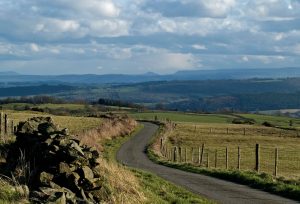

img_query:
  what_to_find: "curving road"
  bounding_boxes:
[117,122,298,204]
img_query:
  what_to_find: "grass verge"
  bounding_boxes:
[103,124,213,204]
[147,123,300,202]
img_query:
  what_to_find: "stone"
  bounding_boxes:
[79,166,94,180]
[40,172,54,186]
[62,128,69,136]
[92,166,101,178]
[9,117,104,203]
[48,192,66,204]
[91,178,102,189]
[50,181,62,189]
[45,138,53,146]
[38,122,58,135]
[39,187,62,196]
[59,139,70,147]
[70,141,85,156]
[59,162,72,176]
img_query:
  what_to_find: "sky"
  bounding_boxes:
[0,0,300,75]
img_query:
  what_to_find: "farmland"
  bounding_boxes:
[1,110,102,135]
[138,112,300,179]
[0,108,209,203]
[129,112,237,123]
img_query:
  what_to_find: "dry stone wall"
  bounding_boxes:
[7,117,104,203]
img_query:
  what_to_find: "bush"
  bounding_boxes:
[232,118,255,125]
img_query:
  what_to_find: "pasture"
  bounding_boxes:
[129,112,236,123]
[140,112,300,179]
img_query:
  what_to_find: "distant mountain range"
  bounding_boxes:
[1,67,300,84]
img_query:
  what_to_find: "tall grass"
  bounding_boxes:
[77,116,147,204]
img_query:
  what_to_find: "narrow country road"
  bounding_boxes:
[117,122,298,204]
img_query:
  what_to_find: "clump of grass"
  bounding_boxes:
[77,116,137,151]
[0,176,29,203]
[96,158,146,203]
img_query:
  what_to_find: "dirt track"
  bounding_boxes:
[117,122,298,204]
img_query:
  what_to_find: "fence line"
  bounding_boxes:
[161,142,300,179]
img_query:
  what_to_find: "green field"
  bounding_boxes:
[129,112,237,123]
[238,113,300,128]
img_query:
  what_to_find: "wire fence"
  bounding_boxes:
[160,127,300,179]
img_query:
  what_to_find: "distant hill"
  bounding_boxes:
[1,67,300,84]
[0,71,19,76]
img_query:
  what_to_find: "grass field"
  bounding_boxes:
[129,112,237,123]
[1,110,102,135]
[145,112,300,201]
[129,111,300,179]
[164,123,300,179]
[238,113,300,128]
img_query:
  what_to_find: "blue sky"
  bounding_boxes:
[0,0,300,75]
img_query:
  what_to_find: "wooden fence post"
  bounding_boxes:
[160,138,163,151]
[4,114,8,135]
[0,112,2,137]
[215,150,218,168]
[173,147,177,162]
[185,147,187,163]
[243,128,246,135]
[207,152,210,168]
[227,128,229,134]
[226,147,229,170]
[275,148,278,177]
[178,147,182,163]
[198,146,201,164]
[237,146,241,170]
[255,144,260,172]
[200,143,205,166]
[11,120,14,134]
[191,147,194,163]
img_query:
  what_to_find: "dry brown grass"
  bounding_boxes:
[77,116,147,204]
[77,116,137,151]
[96,158,146,204]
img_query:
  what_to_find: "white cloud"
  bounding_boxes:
[242,56,249,62]
[30,43,40,52]
[192,44,207,50]
[89,19,129,37]
[292,44,300,55]
[1,0,300,74]
[201,0,236,17]
[36,19,80,33]
[158,19,177,33]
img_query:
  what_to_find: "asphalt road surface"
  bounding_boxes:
[117,122,298,204]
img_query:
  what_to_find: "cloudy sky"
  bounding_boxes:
[0,0,300,75]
